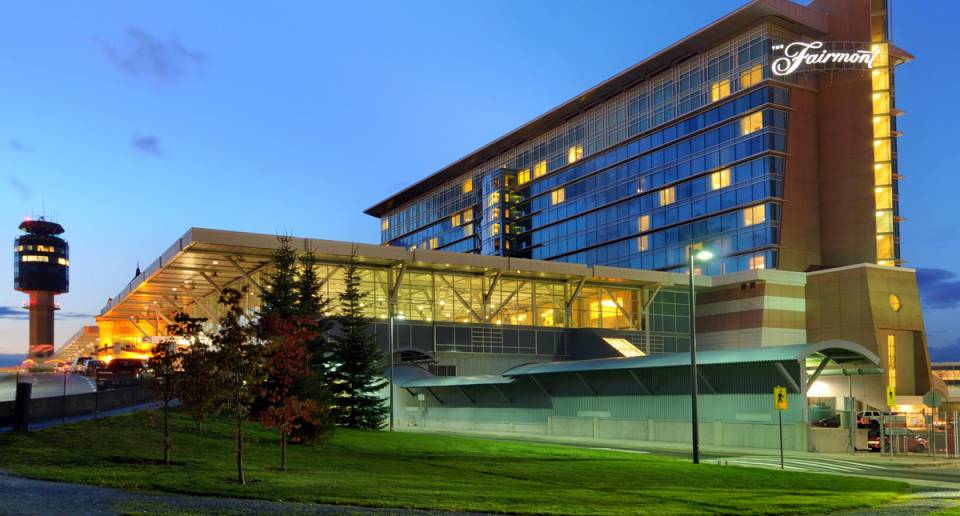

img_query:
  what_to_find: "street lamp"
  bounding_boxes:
[688,248,713,464]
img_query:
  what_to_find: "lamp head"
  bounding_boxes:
[694,250,714,262]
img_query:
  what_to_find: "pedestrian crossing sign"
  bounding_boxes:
[886,385,896,407]
[773,386,788,411]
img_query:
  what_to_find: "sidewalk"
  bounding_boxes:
[399,425,960,469]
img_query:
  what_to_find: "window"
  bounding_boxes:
[638,235,649,251]
[874,139,892,161]
[659,187,675,206]
[491,207,500,220]
[534,160,547,178]
[740,111,763,136]
[748,254,765,270]
[743,204,766,227]
[740,64,762,89]
[463,209,474,223]
[551,188,565,205]
[517,168,531,185]
[873,116,890,138]
[462,178,473,194]
[875,186,893,209]
[567,144,583,164]
[639,215,650,232]
[872,92,890,114]
[710,168,731,190]
[57,257,69,266]
[877,234,894,260]
[487,191,500,208]
[451,213,461,227]
[20,255,49,263]
[874,163,892,185]
[490,223,500,237]
[872,68,890,91]
[463,225,473,237]
[887,334,896,388]
[381,218,389,231]
[710,79,730,102]
[876,210,893,233]
[429,237,439,249]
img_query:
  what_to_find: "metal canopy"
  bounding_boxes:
[397,375,517,389]
[501,341,880,377]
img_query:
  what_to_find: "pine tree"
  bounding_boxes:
[260,235,299,322]
[292,248,335,444]
[213,287,264,485]
[330,261,388,429]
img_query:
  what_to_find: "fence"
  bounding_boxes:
[876,410,959,459]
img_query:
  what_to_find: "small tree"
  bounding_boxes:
[171,312,214,432]
[146,334,178,466]
[258,316,329,470]
[330,261,388,429]
[214,287,264,485]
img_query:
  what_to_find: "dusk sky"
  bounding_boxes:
[1,1,958,358]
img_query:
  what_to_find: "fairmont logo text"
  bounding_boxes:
[771,41,878,76]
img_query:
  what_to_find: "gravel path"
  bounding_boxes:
[0,471,474,515]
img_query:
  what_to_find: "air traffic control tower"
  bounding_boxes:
[14,218,69,359]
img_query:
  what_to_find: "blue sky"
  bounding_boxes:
[1,1,958,358]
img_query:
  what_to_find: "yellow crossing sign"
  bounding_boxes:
[886,385,896,407]
[773,386,788,411]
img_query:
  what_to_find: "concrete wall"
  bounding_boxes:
[0,386,154,427]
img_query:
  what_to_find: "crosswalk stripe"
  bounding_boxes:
[721,456,886,473]
[724,459,806,471]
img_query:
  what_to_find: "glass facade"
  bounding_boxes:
[382,24,799,275]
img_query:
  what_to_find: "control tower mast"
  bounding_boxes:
[14,218,69,359]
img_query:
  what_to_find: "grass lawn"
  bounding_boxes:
[0,411,907,514]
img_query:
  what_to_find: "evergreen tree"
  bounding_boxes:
[260,235,299,322]
[213,287,264,485]
[173,312,215,432]
[330,261,388,429]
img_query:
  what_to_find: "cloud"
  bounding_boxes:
[131,134,162,155]
[930,340,960,362]
[97,28,208,81]
[916,268,960,309]
[0,307,28,320]
[9,177,32,200]
[9,139,31,152]
[60,311,95,319]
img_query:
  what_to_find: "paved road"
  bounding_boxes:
[0,471,476,516]
[0,373,96,402]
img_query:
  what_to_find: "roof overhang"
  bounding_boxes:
[364,0,828,217]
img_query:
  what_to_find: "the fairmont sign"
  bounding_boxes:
[771,41,878,77]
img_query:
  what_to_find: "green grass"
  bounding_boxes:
[0,411,908,514]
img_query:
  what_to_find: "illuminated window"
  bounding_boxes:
[876,210,893,233]
[710,79,731,102]
[462,178,473,194]
[873,116,890,138]
[429,237,439,249]
[872,43,889,67]
[602,337,645,358]
[710,168,731,190]
[872,68,890,91]
[451,213,461,227]
[638,235,649,251]
[740,111,763,136]
[15,245,23,251]
[874,139,892,161]
[463,224,473,237]
[551,188,565,205]
[748,254,766,270]
[57,257,69,266]
[875,186,893,209]
[381,218,389,231]
[463,209,473,223]
[740,64,762,89]
[491,207,500,220]
[659,187,675,206]
[534,160,547,178]
[567,144,583,164]
[887,334,896,388]
[517,168,530,185]
[486,191,500,208]
[20,255,49,263]
[872,92,890,114]
[638,215,650,232]
[877,234,895,260]
[490,223,500,237]
[874,163,893,186]
[743,204,766,227]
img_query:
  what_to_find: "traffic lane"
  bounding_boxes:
[0,373,96,402]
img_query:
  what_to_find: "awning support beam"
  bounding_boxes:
[530,376,550,397]
[457,386,475,405]
[697,369,716,394]
[198,271,223,295]
[806,357,832,391]
[226,256,266,294]
[425,387,443,405]
[627,370,651,395]
[492,384,511,404]
[565,278,586,310]
[438,275,482,322]
[774,362,802,393]
[576,372,597,396]
[602,287,636,330]
[487,281,526,322]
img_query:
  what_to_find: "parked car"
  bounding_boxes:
[867,432,928,453]
[813,414,841,428]
[95,359,145,389]
[84,359,104,376]
[857,410,886,428]
[71,356,93,374]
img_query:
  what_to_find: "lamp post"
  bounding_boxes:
[688,248,713,464]
[388,313,404,432]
